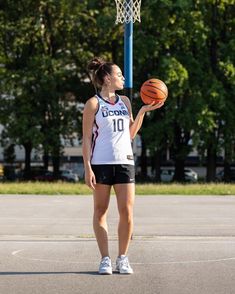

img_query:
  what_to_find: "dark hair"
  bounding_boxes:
[87,57,115,89]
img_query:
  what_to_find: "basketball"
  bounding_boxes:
[140,78,168,105]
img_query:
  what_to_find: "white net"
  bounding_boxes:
[115,0,141,24]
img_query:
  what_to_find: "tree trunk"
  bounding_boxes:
[224,144,232,182]
[173,158,185,182]
[52,152,60,178]
[23,142,32,180]
[172,123,189,182]
[205,1,219,184]
[43,149,49,171]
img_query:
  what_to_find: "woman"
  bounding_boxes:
[82,57,164,275]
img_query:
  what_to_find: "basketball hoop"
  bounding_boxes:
[115,0,141,24]
[115,0,142,102]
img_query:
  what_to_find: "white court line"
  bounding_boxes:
[133,239,235,243]
[0,236,235,244]
[12,250,97,264]
[4,236,235,243]
[11,249,235,265]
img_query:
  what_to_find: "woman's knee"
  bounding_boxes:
[119,205,133,222]
[94,205,108,220]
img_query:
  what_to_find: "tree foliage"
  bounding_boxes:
[133,0,234,181]
[0,0,234,181]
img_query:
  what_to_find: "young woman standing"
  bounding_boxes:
[82,57,164,274]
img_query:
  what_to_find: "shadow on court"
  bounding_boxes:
[0,195,235,294]
[0,271,100,276]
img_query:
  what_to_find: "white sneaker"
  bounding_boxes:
[116,255,133,274]
[99,256,112,275]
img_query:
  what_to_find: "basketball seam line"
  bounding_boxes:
[141,91,165,100]
[142,84,167,94]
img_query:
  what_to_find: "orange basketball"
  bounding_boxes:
[140,78,168,105]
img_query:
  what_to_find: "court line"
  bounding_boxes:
[12,249,235,265]
[3,236,235,243]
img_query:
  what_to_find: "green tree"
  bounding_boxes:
[1,0,234,183]
[133,0,234,182]
[0,1,95,176]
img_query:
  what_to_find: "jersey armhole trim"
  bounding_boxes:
[119,95,131,117]
[94,95,100,115]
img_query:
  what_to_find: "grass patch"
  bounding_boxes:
[0,182,89,195]
[135,183,235,195]
[0,182,234,195]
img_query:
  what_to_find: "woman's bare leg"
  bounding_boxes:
[113,183,135,256]
[93,184,111,258]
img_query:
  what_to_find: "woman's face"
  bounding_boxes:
[108,65,125,90]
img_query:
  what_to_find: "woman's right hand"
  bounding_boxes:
[85,168,96,190]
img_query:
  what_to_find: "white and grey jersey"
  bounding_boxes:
[91,94,134,165]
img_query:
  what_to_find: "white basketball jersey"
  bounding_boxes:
[91,94,134,165]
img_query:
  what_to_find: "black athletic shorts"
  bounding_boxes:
[91,164,135,185]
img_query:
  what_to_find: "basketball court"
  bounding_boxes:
[1,195,235,294]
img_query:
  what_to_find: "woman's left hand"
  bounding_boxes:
[141,101,165,113]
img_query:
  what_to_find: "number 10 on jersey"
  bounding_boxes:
[112,118,124,132]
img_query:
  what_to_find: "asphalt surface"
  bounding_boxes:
[0,195,235,294]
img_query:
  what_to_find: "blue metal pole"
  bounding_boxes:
[124,21,133,101]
